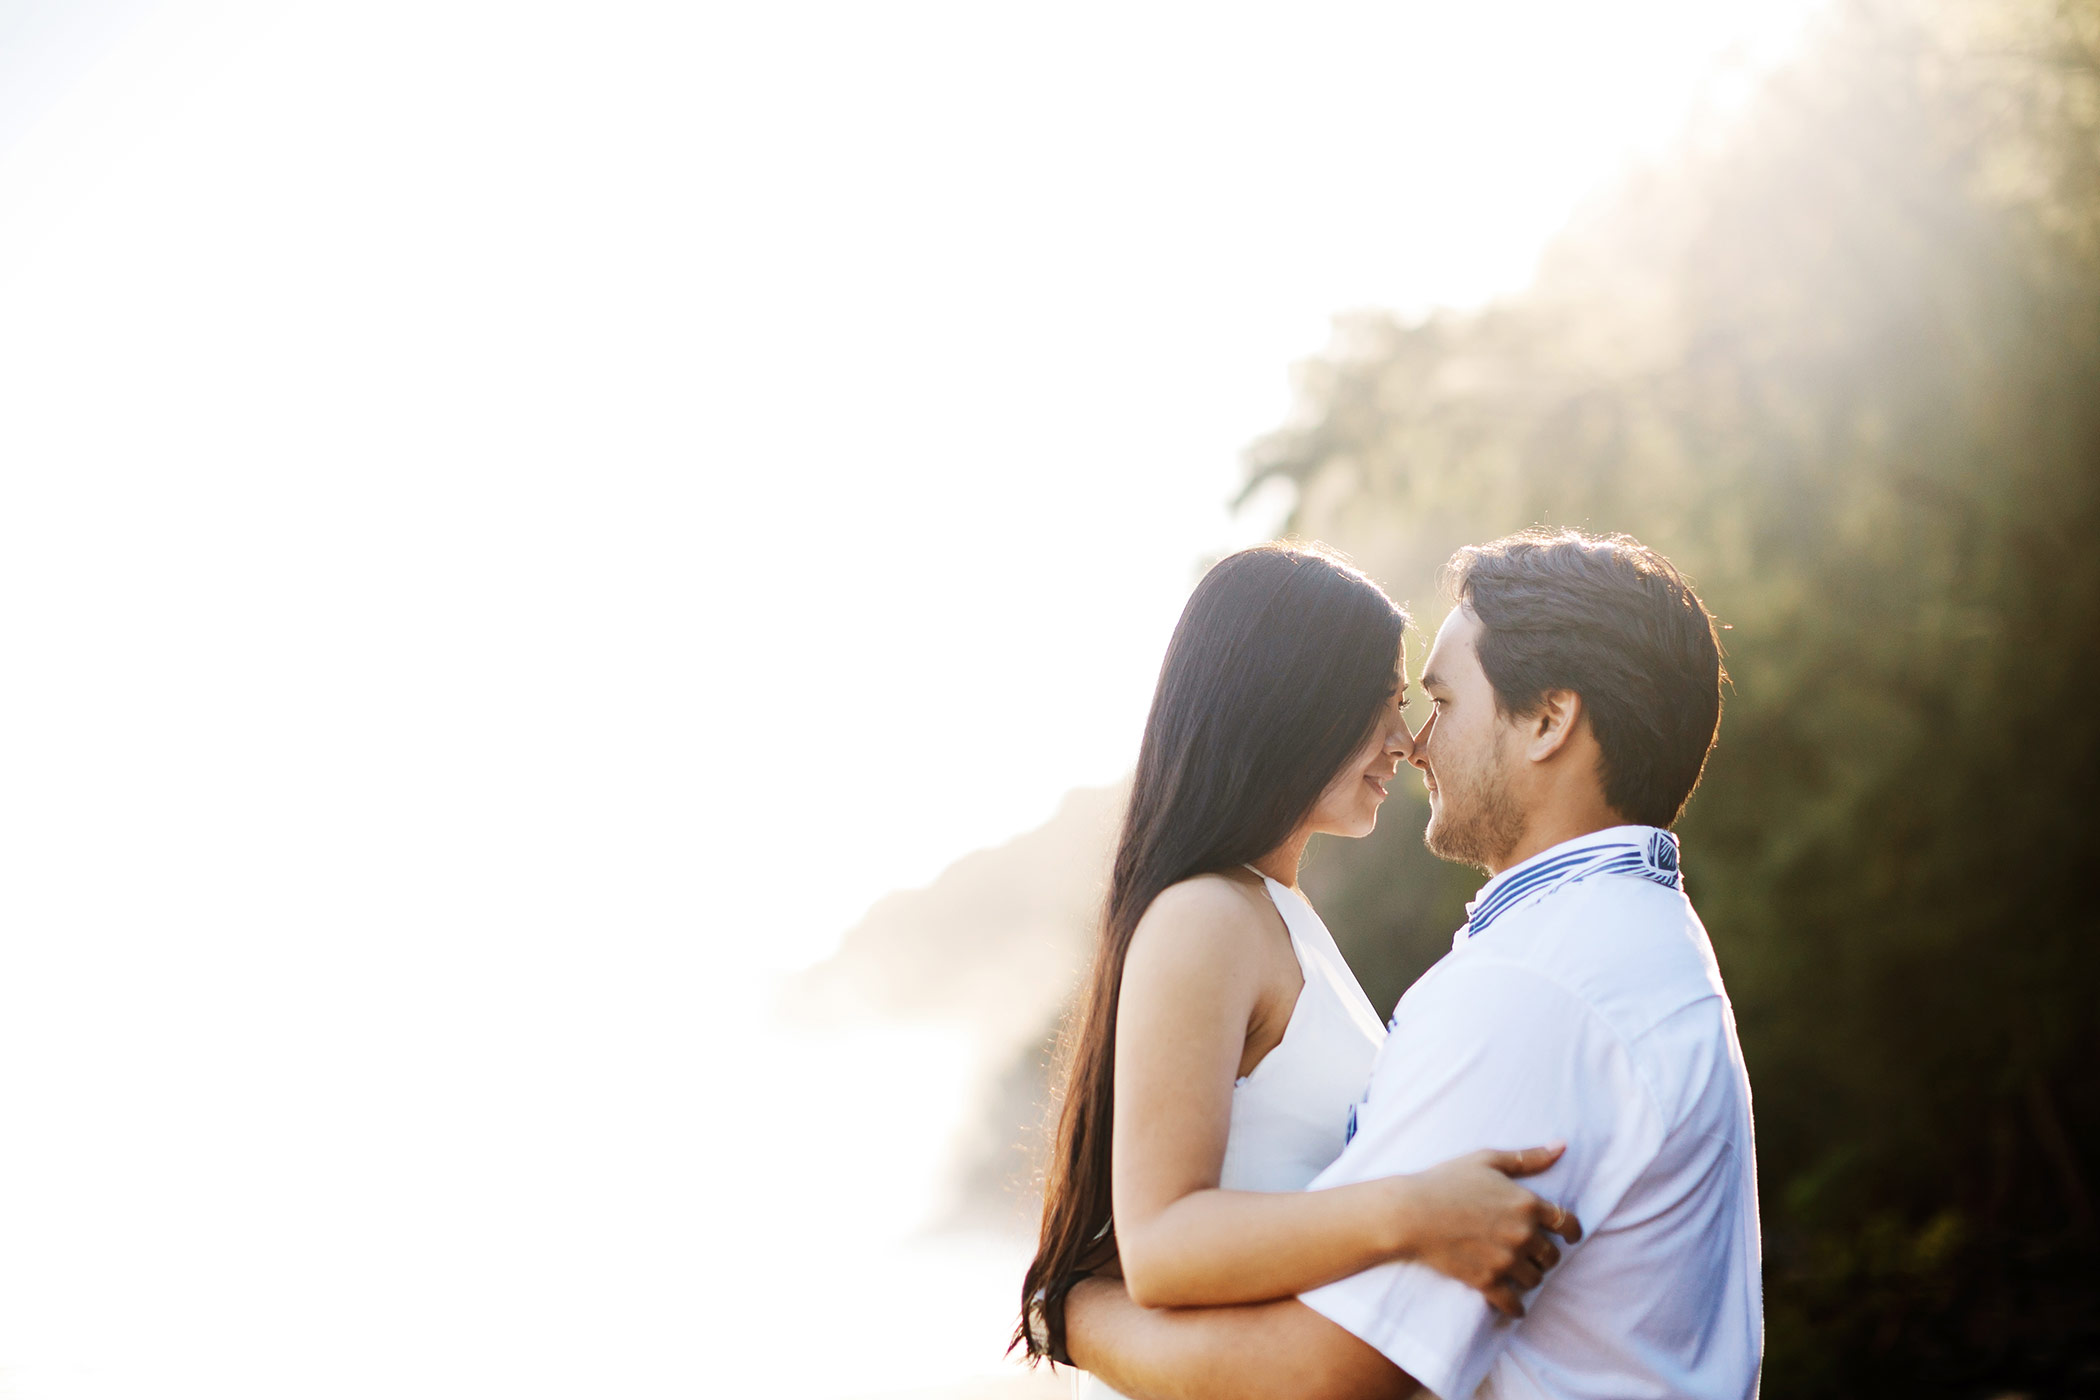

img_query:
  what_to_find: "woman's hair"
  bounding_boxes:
[1016,542,1408,1363]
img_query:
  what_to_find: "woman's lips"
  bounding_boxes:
[1364,775,1389,798]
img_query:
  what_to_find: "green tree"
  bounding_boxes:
[1270,2,2100,1391]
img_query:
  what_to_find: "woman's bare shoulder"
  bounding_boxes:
[1128,871,1279,965]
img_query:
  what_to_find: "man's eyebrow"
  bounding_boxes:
[1421,669,1446,691]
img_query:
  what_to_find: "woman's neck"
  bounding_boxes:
[1248,828,1311,889]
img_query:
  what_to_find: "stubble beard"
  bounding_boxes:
[1422,750,1526,874]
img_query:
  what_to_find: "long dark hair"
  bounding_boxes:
[1016,542,1408,1363]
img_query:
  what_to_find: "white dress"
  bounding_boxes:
[1074,869,1387,1398]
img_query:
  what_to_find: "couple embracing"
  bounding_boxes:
[1018,529,1760,1400]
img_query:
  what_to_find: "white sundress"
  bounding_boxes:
[1073,870,1387,1399]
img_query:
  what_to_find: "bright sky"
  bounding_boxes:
[0,2,1820,1396]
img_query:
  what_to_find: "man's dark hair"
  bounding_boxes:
[1444,528,1726,828]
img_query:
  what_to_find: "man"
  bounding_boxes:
[1064,529,1761,1400]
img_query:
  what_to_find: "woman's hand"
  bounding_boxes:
[1387,1143,1583,1319]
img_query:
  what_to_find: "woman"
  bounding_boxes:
[1017,544,1579,1387]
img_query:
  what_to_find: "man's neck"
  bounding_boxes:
[1487,805,1630,877]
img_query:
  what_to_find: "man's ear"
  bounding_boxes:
[1525,689,1583,762]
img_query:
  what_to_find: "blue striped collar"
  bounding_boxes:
[1461,825,1683,940]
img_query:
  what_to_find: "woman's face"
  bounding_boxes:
[1306,640,1416,840]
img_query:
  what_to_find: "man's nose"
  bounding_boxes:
[1405,712,1435,770]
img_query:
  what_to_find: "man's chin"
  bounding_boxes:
[1422,816,1483,870]
[1422,816,1454,861]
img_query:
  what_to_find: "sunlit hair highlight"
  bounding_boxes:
[1015,542,1407,1365]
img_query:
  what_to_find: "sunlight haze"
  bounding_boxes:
[0,2,1825,1395]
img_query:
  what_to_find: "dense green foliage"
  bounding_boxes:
[1274,2,2100,1392]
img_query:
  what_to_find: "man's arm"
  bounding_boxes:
[1064,1276,1420,1400]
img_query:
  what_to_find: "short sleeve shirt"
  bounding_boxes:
[1299,827,1762,1400]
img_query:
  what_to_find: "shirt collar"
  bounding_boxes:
[1460,824,1683,942]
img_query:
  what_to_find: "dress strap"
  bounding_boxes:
[1245,867,1385,1040]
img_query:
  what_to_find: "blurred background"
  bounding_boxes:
[1,0,2095,1396]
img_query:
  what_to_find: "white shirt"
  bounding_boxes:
[1299,826,1762,1400]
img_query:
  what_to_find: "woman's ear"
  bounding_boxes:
[1525,689,1583,762]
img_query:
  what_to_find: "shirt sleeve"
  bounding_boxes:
[1298,955,1666,1400]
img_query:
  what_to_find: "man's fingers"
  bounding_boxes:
[1484,1284,1525,1319]
[1530,1232,1561,1273]
[1486,1142,1567,1178]
[1506,1256,1544,1292]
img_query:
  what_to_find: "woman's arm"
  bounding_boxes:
[1116,1146,1578,1313]
[1110,878,1578,1312]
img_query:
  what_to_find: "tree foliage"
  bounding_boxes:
[1272,2,2100,1391]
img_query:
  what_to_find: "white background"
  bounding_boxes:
[0,2,1817,1395]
